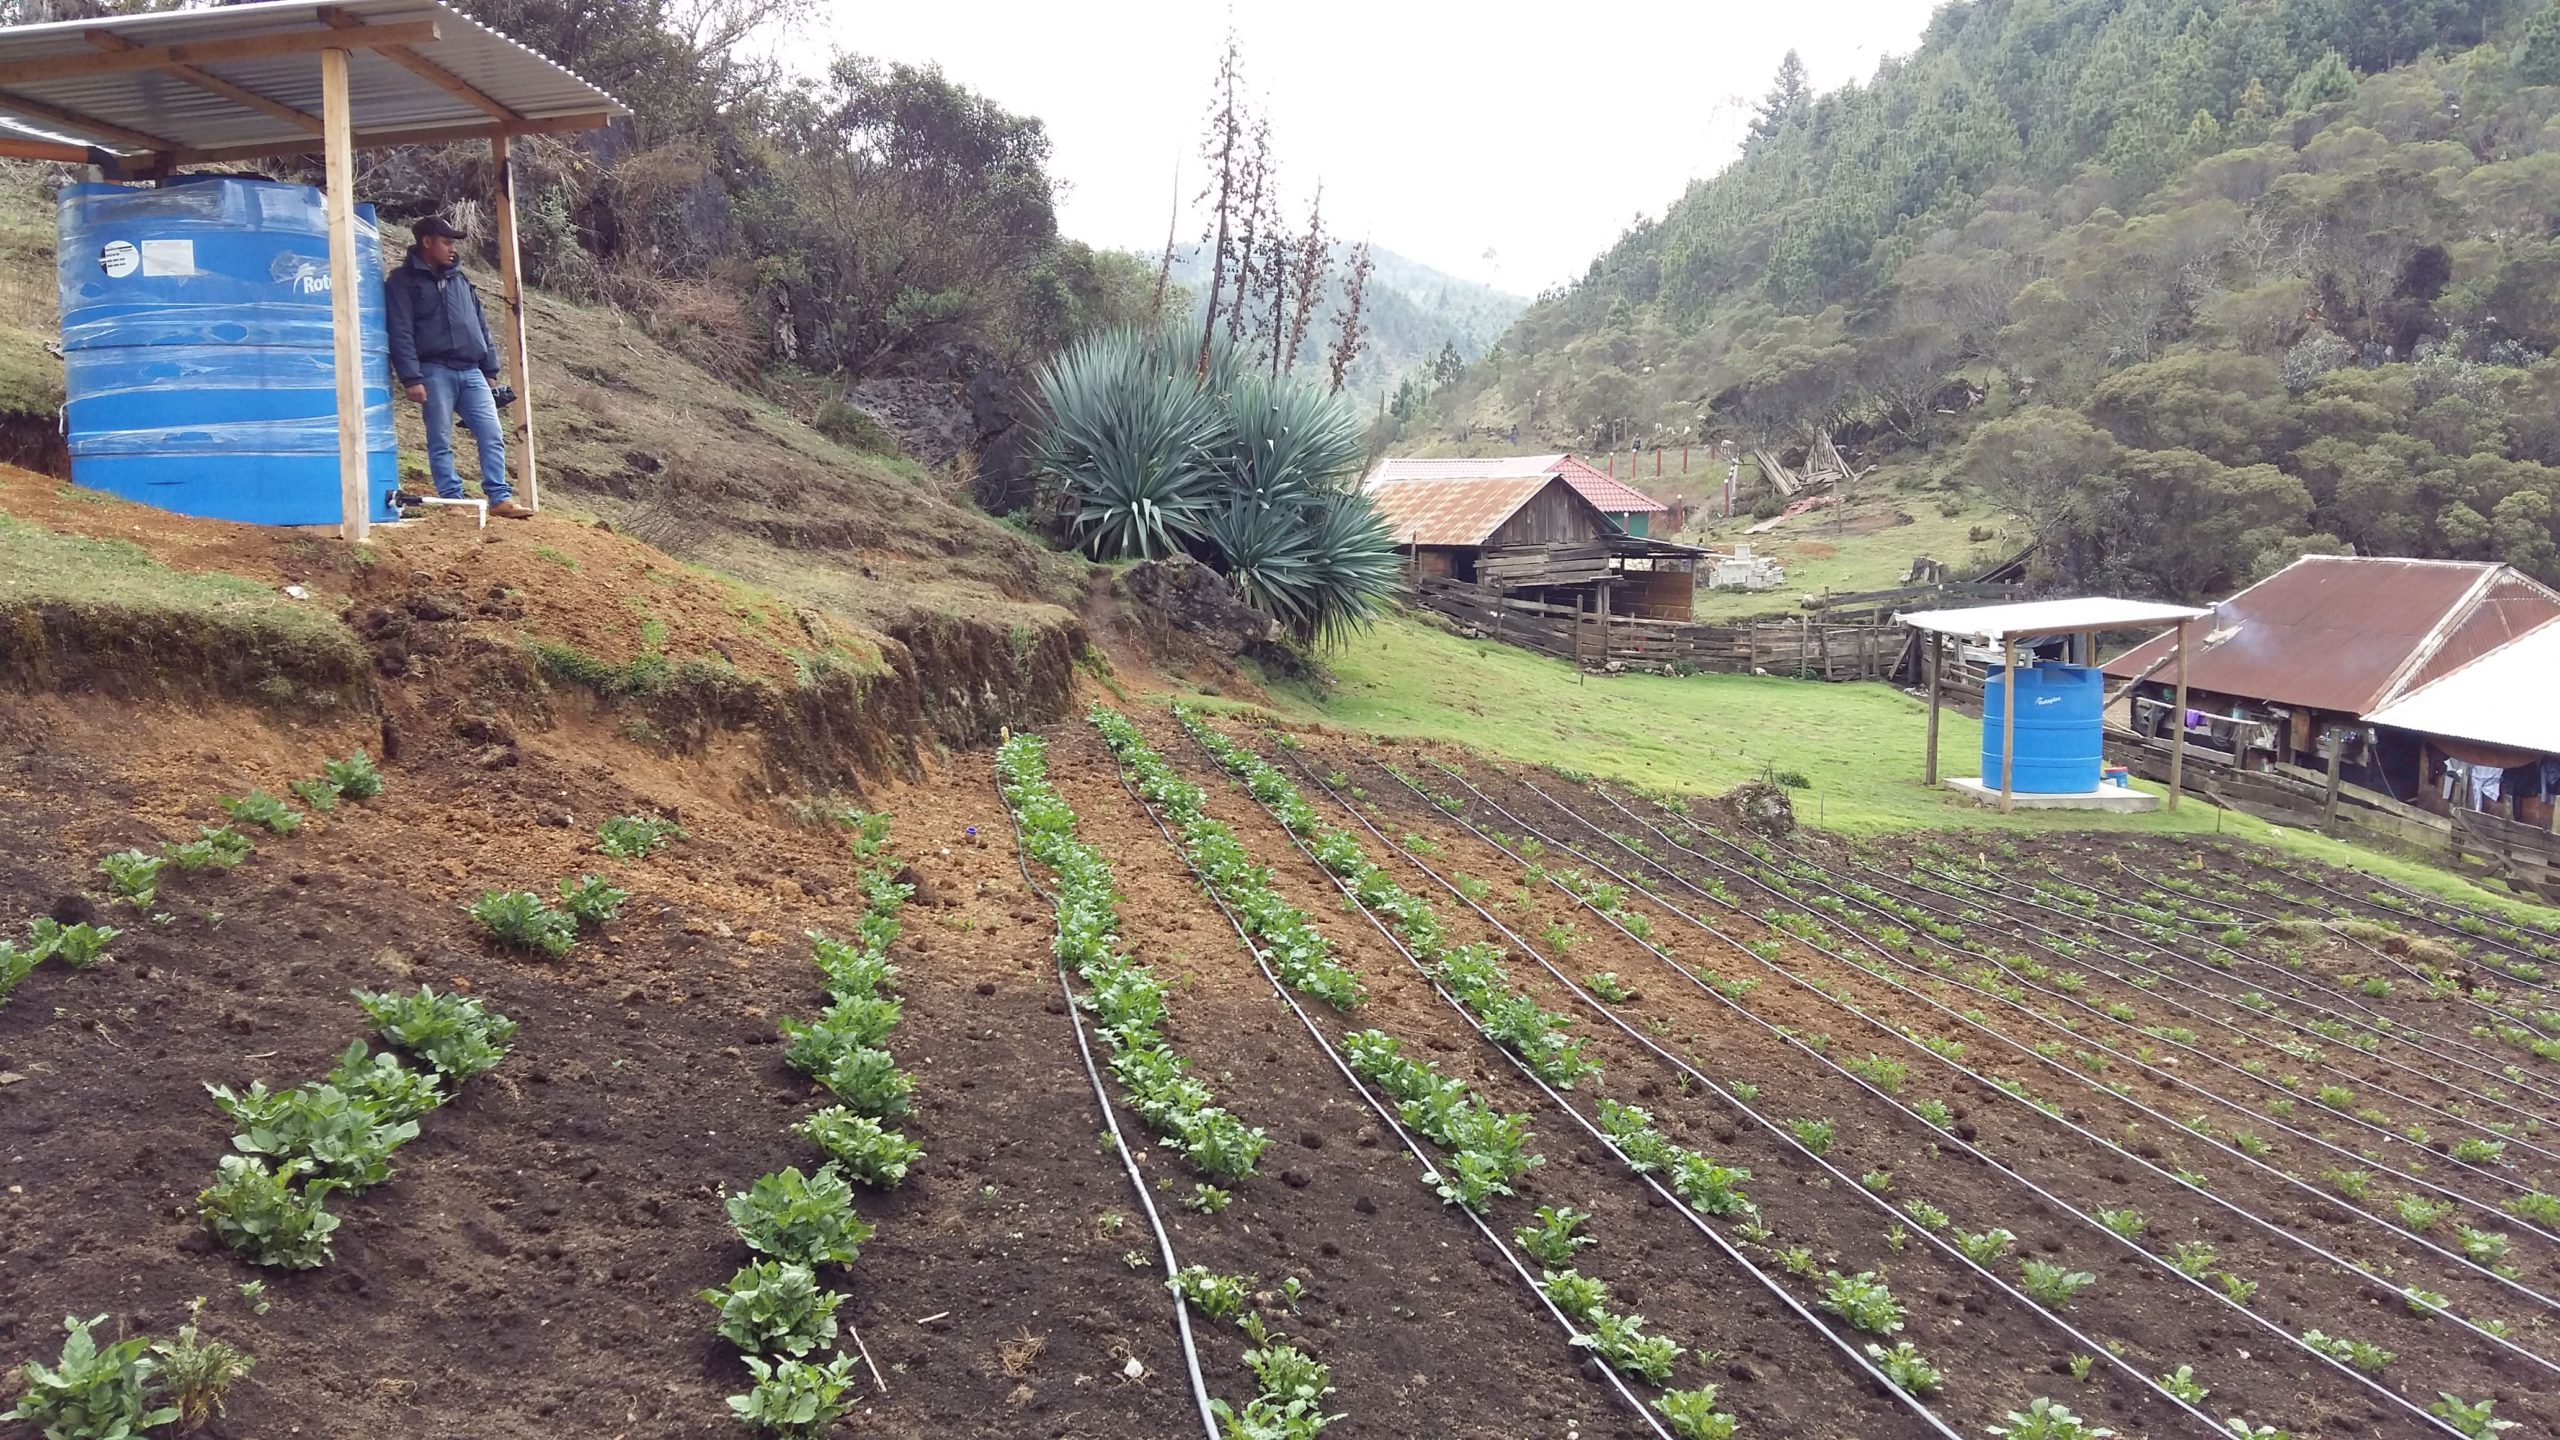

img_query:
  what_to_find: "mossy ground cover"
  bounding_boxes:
[1216,611,2560,925]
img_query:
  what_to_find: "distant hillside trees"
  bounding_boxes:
[1411,0,2560,602]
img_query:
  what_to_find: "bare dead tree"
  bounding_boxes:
[1224,115,1272,346]
[1264,211,1290,377]
[1326,239,1375,396]
[1194,31,1246,377]
[1283,183,1328,375]
[1150,159,1181,327]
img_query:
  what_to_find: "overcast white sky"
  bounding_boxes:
[802,0,1941,295]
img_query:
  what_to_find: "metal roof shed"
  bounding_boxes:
[1899,596,2211,813]
[0,0,629,539]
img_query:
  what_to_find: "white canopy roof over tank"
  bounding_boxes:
[1897,595,2210,641]
[2363,619,2560,756]
[0,0,625,167]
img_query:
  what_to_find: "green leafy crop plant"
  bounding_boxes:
[466,890,577,958]
[217,791,299,836]
[4,1314,181,1438]
[354,986,518,1083]
[725,1165,875,1268]
[596,814,685,859]
[700,1260,843,1357]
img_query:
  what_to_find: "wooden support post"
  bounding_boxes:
[1999,636,2018,814]
[489,134,539,512]
[1594,580,1611,666]
[2078,629,2096,667]
[321,46,367,544]
[1924,631,1943,786]
[2168,618,2191,812]
[2321,725,2345,835]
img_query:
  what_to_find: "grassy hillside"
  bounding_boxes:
[1414,0,2560,605]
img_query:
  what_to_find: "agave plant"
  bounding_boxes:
[1031,327,1225,559]
[1032,324,1398,647]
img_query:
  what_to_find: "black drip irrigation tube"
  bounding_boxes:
[2129,850,2560,1009]
[1884,851,2560,1179]
[1902,857,2560,1137]
[1089,730,1682,1440]
[1158,726,2002,1440]
[1952,858,2560,1117]
[1254,745,2250,1439]
[1768,836,2560,1210]
[1381,756,2554,1428]
[1544,777,2560,1348]
[2108,855,2560,1075]
[1645,811,2560,1232]
[2261,859,2560,971]
[995,764,1221,1440]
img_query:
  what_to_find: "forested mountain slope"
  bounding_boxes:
[1419,0,2560,601]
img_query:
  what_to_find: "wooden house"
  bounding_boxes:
[1366,454,1674,536]
[1363,468,1702,621]
[2101,555,2560,806]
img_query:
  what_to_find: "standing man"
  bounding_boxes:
[385,216,529,519]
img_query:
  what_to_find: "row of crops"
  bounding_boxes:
[979,705,2551,1440]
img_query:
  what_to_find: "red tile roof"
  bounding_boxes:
[1366,453,1669,516]
[2100,556,2560,715]
[1552,455,1670,516]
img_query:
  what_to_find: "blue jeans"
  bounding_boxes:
[420,365,511,504]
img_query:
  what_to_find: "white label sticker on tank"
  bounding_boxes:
[140,239,198,277]
[98,240,139,278]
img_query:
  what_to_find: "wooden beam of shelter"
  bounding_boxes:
[322,43,368,543]
[0,19,439,89]
[319,6,518,122]
[171,110,610,164]
[0,86,172,152]
[0,133,98,163]
[86,29,323,134]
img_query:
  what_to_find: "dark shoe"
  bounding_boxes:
[490,501,535,520]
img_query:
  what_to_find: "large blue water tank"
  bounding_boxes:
[1981,662,2104,794]
[59,176,398,526]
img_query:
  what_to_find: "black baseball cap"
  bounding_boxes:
[413,216,467,239]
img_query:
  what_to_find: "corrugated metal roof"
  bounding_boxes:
[2364,620,2560,755]
[1899,596,2209,641]
[0,0,624,159]
[2100,555,2560,714]
[1369,475,1558,547]
[1553,455,1670,516]
[1367,452,1672,516]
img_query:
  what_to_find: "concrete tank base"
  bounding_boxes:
[1943,777,2162,813]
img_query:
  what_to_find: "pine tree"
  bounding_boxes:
[2522,2,2560,87]
[2286,48,2356,110]
[1749,50,1811,142]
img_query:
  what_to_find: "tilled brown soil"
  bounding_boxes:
[1272,729,2559,1440]
[11,688,2560,1440]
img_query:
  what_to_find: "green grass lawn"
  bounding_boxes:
[1201,610,2560,925]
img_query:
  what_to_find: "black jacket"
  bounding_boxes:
[385,247,500,385]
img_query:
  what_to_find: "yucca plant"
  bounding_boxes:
[1030,325,1396,646]
[1032,327,1225,560]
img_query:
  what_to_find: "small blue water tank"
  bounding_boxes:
[1982,662,2104,794]
[58,176,398,526]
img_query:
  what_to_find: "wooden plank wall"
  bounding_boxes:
[1417,579,1901,681]
[1485,481,1609,547]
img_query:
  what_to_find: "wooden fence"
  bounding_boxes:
[2111,733,2560,900]
[1417,579,1904,681]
